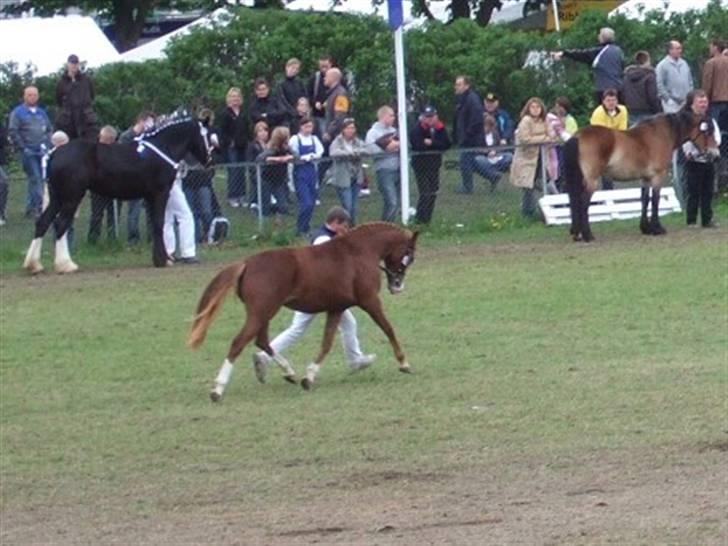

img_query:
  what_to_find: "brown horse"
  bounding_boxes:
[188,222,419,400]
[563,110,719,242]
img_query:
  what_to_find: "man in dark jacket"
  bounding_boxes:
[623,51,661,126]
[483,92,515,144]
[248,78,287,129]
[308,54,334,129]
[553,27,625,106]
[277,58,307,125]
[453,75,484,194]
[55,54,98,140]
[410,106,451,224]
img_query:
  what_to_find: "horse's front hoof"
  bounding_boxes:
[25,262,44,275]
[283,375,297,384]
[54,261,79,274]
[582,233,595,243]
[651,225,666,236]
[572,233,583,242]
[301,378,313,391]
[210,389,223,402]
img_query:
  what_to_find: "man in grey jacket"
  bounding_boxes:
[656,40,694,202]
[366,106,400,222]
[656,41,694,113]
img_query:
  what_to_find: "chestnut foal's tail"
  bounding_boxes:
[188,262,247,349]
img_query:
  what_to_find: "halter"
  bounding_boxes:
[685,117,716,155]
[135,138,180,170]
[380,252,413,278]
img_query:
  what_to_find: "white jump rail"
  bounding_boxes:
[539,188,682,226]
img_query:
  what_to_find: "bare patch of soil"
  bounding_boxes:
[3,442,726,545]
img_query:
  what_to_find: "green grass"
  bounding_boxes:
[1,227,726,543]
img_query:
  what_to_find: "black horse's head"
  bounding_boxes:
[140,110,218,169]
[381,231,419,295]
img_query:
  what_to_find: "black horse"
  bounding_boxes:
[23,113,215,273]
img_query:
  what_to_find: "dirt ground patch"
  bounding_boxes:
[2,443,726,545]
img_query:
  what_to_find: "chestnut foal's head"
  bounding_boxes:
[381,231,419,295]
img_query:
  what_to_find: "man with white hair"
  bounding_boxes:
[552,27,625,106]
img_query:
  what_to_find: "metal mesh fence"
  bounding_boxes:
[1,136,726,259]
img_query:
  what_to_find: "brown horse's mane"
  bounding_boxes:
[345,222,411,239]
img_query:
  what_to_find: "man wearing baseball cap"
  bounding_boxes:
[55,54,98,140]
[409,105,451,224]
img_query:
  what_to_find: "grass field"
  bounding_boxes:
[1,218,726,544]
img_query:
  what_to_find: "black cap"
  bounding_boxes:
[67,54,79,64]
[484,92,498,102]
[421,105,437,117]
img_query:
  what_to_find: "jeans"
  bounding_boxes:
[413,167,440,224]
[711,102,728,158]
[225,147,246,201]
[184,185,214,242]
[473,152,513,184]
[88,193,118,243]
[125,199,151,244]
[685,161,715,226]
[521,188,539,218]
[336,183,361,225]
[0,166,8,219]
[458,151,478,193]
[21,149,44,213]
[261,171,289,217]
[376,168,400,222]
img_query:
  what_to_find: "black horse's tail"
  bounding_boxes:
[563,136,583,196]
[188,262,246,350]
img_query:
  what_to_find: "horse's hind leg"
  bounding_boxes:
[579,188,595,242]
[210,317,264,402]
[147,193,171,268]
[253,324,296,384]
[301,311,342,391]
[52,197,83,274]
[23,198,61,274]
[567,184,581,241]
[649,186,666,235]
[639,186,651,234]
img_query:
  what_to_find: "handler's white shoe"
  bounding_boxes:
[349,354,376,372]
[253,352,271,383]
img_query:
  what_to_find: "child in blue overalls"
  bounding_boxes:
[289,117,324,236]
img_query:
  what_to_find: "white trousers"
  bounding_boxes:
[270,309,365,363]
[163,179,196,258]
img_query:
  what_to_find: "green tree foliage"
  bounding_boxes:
[1,2,724,132]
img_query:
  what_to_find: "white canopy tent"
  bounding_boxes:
[610,0,719,18]
[0,15,121,76]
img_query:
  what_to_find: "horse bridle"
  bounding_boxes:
[686,117,717,157]
[380,251,414,280]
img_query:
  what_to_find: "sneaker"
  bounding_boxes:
[177,256,200,265]
[0,216,5,226]
[253,352,271,383]
[702,221,720,229]
[250,202,259,210]
[359,188,371,197]
[349,354,376,372]
[228,199,241,208]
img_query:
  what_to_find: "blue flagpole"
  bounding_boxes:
[388,0,411,224]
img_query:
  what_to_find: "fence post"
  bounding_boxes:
[256,163,263,234]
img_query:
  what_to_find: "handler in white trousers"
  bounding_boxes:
[163,169,197,262]
[253,206,375,382]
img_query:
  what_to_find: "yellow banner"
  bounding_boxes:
[546,1,625,31]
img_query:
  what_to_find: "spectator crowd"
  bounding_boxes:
[1,33,726,257]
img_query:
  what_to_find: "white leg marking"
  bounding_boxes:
[273,354,296,378]
[54,234,78,274]
[211,359,234,401]
[23,238,44,274]
[305,363,320,384]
